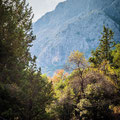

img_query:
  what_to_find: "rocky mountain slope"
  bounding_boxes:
[31,0,120,75]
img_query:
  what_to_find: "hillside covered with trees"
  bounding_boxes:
[0,0,120,120]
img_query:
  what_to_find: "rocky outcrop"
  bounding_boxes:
[31,0,120,75]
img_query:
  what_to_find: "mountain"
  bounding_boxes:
[31,0,120,75]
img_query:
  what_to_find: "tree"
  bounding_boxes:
[18,60,54,120]
[0,83,21,119]
[67,50,88,94]
[49,70,74,120]
[76,71,115,120]
[0,0,35,84]
[51,69,68,85]
[108,44,120,96]
[0,0,35,118]
[68,50,87,70]
[112,44,120,68]
[64,51,88,119]
[0,0,54,119]
[89,26,115,66]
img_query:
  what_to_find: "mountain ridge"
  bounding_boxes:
[31,0,120,75]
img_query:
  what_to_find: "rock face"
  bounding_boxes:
[31,0,120,75]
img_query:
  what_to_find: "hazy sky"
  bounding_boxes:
[27,0,65,22]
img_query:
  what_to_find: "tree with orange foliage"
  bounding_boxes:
[51,69,69,85]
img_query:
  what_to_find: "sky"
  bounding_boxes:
[26,0,65,22]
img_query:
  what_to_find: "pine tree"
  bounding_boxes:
[0,0,35,84]
[89,26,115,66]
[19,59,54,120]
[0,0,36,119]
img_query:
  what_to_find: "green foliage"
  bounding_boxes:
[18,61,54,120]
[0,2,120,119]
[50,29,120,119]
[0,0,35,84]
[0,0,54,120]
[112,44,120,68]
[0,60,54,120]
[77,82,114,120]
[89,26,115,66]
[0,83,21,119]
[68,50,88,69]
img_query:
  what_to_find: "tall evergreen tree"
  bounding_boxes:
[0,0,35,84]
[18,60,54,120]
[89,26,115,66]
[0,1,55,119]
[0,0,37,119]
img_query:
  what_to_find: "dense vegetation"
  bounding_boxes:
[0,0,53,119]
[48,26,120,120]
[0,0,120,120]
